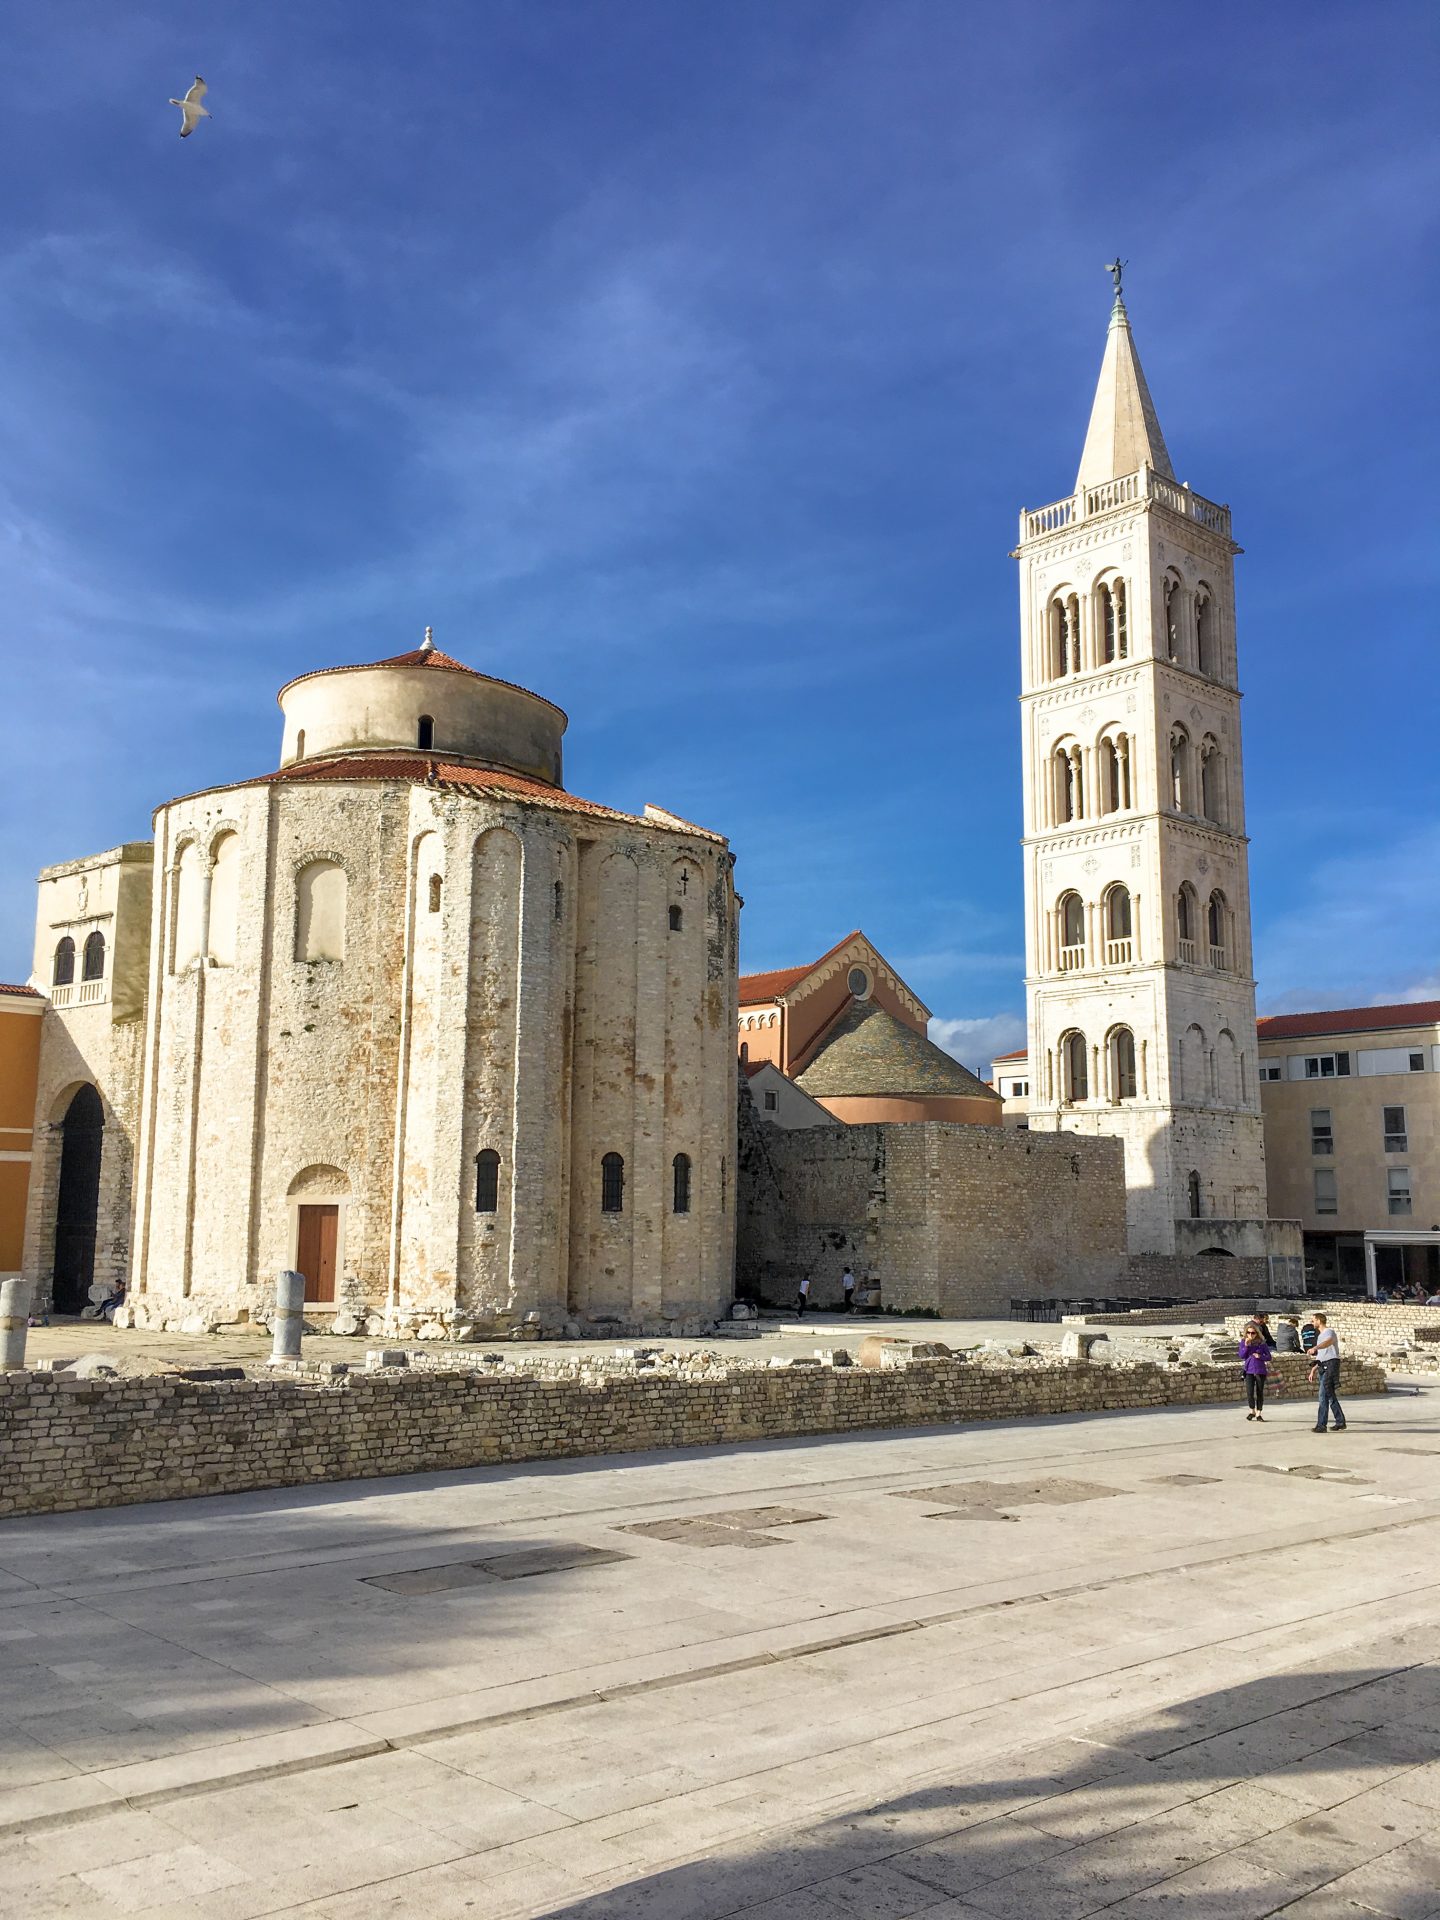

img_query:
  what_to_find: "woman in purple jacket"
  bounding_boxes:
[1239,1322,1270,1421]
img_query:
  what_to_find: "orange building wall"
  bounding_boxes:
[816,1094,1001,1127]
[0,998,43,1271]
[787,973,924,1075]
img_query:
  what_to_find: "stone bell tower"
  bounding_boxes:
[1014,269,1267,1254]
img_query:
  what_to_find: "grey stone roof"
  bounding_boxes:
[794,1002,1001,1102]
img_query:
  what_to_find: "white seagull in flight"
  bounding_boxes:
[169,76,210,138]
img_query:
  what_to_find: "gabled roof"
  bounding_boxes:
[0,983,43,999]
[795,1001,1001,1102]
[738,929,865,1007]
[991,1046,1028,1064]
[1258,1002,1440,1043]
[1075,295,1174,491]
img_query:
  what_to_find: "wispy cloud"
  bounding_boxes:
[931,1011,1026,1074]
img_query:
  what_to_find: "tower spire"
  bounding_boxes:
[1074,265,1174,491]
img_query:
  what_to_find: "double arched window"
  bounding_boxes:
[475,1149,500,1213]
[672,1152,692,1215]
[53,937,76,987]
[601,1152,625,1214]
[1061,1030,1089,1104]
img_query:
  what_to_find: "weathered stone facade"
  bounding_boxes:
[0,1349,1386,1517]
[26,641,739,1334]
[737,1113,1132,1314]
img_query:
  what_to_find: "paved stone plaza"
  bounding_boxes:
[1,1389,1438,1918]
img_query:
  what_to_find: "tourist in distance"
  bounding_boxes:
[1238,1321,1271,1422]
[1274,1316,1302,1354]
[796,1274,811,1317]
[1309,1313,1346,1432]
[1375,1284,1392,1303]
[1300,1317,1320,1353]
[1252,1312,1276,1349]
[841,1266,855,1312]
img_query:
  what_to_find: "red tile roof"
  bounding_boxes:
[991,1047,1028,1063]
[0,983,42,998]
[738,931,866,1007]
[161,755,726,842]
[1257,1001,1440,1042]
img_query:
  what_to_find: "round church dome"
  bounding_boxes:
[277,632,567,786]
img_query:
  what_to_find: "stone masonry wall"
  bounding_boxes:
[736,1120,1134,1315]
[0,1352,1386,1518]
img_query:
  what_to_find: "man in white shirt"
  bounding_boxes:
[841,1267,856,1313]
[1309,1313,1347,1433]
[796,1275,811,1318]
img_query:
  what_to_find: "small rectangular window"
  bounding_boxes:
[1387,1168,1412,1216]
[1383,1106,1408,1153]
[1337,1051,1351,1075]
[1259,1063,1282,1082]
[763,1089,778,1111]
[1304,1052,1350,1080]
[1313,1168,1338,1215]
[1309,1109,1333,1156]
[1411,1052,1425,1072]
[668,905,682,931]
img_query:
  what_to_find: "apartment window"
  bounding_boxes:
[1383,1106,1408,1153]
[1259,1063,1282,1082]
[1410,1052,1426,1072]
[1310,1109,1333,1156]
[1313,1168,1338,1215]
[1304,1052,1351,1079]
[1387,1168,1413,1217]
[763,1089,778,1112]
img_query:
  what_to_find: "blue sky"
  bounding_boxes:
[2,1,1437,1067]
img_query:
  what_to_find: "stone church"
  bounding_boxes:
[23,634,739,1334]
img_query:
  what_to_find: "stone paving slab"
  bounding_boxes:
[0,1392,1438,1915]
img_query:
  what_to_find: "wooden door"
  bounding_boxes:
[296,1204,338,1304]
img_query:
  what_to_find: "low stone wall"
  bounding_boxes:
[0,1352,1387,1518]
[1222,1302,1440,1371]
[1072,1297,1273,1328]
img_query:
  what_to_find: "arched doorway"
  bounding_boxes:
[53,1085,104,1314]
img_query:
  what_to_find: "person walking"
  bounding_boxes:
[796,1274,811,1317]
[841,1266,856,1313]
[1238,1321,1271,1421]
[1309,1312,1346,1432]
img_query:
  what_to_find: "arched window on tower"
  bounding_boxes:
[52,937,75,987]
[428,873,443,914]
[475,1149,500,1213]
[417,714,435,750]
[1208,890,1229,969]
[1195,588,1217,678]
[1098,579,1126,664]
[1058,891,1085,970]
[1177,884,1198,963]
[601,1152,625,1214]
[81,931,106,981]
[1047,591,1080,679]
[672,1152,692,1215]
[1200,737,1224,825]
[1062,1030,1089,1104]
[1169,728,1191,813]
[1109,1026,1137,1101]
[1188,1169,1203,1218]
[1164,572,1183,662]
[1114,578,1128,658]
[1104,884,1132,963]
[295,859,347,963]
[1099,733,1132,814]
[1054,744,1082,823]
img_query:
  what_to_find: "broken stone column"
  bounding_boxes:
[269,1272,305,1363]
[0,1280,31,1368]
